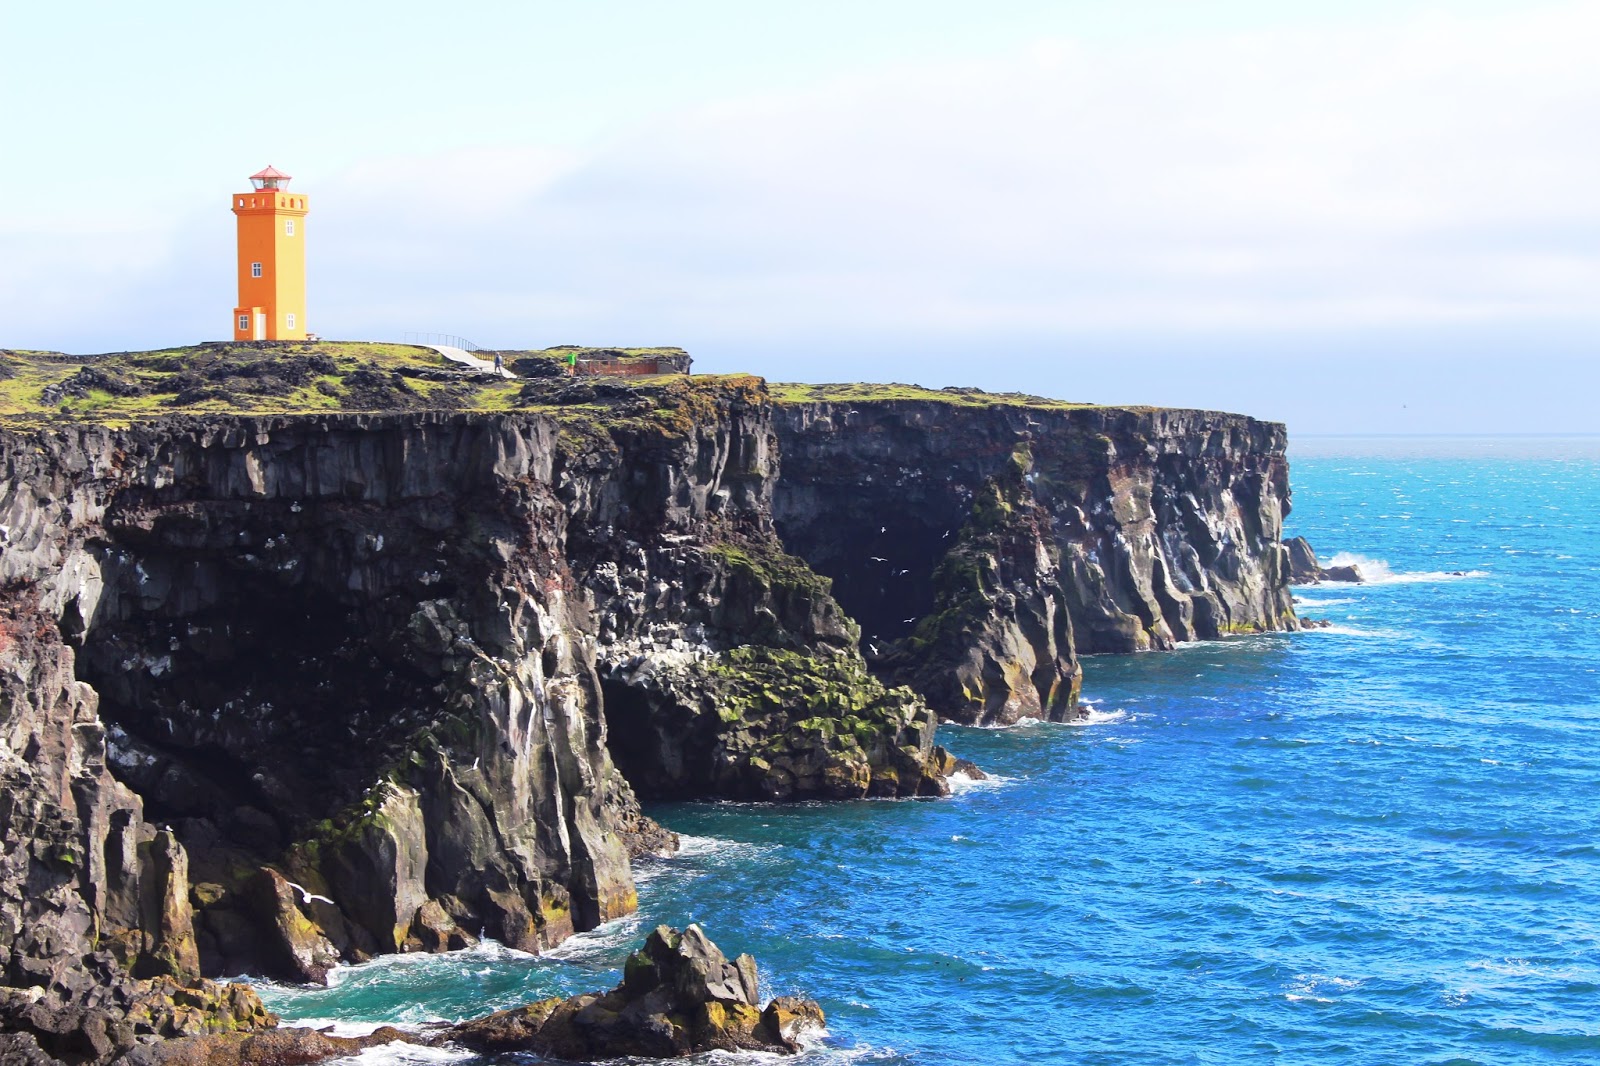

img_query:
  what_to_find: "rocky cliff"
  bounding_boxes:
[0,374,1297,1061]
[0,378,952,1061]
[771,392,1297,725]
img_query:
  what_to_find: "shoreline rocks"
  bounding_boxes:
[119,925,823,1066]
[443,924,824,1059]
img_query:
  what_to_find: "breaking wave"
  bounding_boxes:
[947,770,1014,794]
[1325,552,1489,585]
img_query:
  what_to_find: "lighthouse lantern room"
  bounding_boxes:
[232,166,308,341]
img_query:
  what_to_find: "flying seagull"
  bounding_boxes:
[285,880,336,907]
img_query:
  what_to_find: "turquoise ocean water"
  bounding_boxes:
[256,437,1600,1065]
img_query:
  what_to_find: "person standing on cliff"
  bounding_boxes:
[568,351,578,376]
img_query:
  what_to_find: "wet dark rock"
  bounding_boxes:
[441,924,823,1059]
[1318,563,1364,583]
[407,899,476,953]
[241,870,338,985]
[1285,535,1322,583]
[0,961,275,1066]
[604,769,682,858]
[1285,535,1364,584]
[119,1024,422,1066]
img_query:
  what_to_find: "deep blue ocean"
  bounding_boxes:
[255,437,1600,1065]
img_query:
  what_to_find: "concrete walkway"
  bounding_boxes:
[421,344,513,379]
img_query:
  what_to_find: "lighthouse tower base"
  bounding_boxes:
[233,306,268,341]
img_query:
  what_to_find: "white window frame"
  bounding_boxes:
[250,262,262,278]
[286,312,296,330]
[285,219,295,236]
[238,314,250,332]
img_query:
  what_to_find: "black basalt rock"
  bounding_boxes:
[442,924,822,1060]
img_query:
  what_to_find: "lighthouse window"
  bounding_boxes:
[250,262,262,278]
[285,219,295,236]
[286,313,296,330]
[238,314,250,332]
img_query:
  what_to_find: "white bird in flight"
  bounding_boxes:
[286,880,336,907]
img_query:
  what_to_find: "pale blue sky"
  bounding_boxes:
[2,0,1596,432]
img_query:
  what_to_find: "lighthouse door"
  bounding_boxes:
[254,313,266,341]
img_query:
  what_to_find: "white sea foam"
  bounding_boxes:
[314,939,534,990]
[291,1019,397,1037]
[1294,596,1354,607]
[1285,973,1361,1004]
[541,914,645,961]
[675,833,748,858]
[1325,552,1489,585]
[1063,707,1128,727]
[339,1043,472,1066]
[947,770,1014,794]
[636,834,780,883]
[1301,624,1393,637]
[287,1025,468,1066]
[974,705,1127,731]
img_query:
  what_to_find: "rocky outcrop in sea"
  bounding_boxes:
[1285,535,1366,584]
[443,924,823,1059]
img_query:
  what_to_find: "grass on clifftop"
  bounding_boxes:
[0,342,1107,431]
[0,342,685,428]
[766,381,1095,410]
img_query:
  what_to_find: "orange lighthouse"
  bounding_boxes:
[231,166,308,341]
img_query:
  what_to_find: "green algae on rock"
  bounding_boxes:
[604,644,951,800]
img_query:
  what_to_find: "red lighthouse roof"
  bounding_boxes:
[249,166,292,190]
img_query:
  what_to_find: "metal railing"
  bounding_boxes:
[403,331,481,352]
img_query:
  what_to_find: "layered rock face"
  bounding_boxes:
[0,411,640,1045]
[545,381,952,803]
[773,398,1298,724]
[0,380,953,1058]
